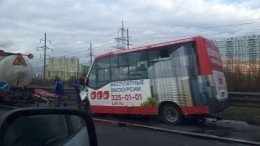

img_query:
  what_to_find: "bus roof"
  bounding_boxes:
[96,36,207,59]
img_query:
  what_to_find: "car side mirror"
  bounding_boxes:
[0,108,97,146]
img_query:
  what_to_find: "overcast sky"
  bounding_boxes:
[0,0,260,73]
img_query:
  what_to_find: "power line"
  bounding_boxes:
[30,22,260,66]
[128,21,260,39]
[51,42,116,57]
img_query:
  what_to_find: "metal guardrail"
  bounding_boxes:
[228,92,260,108]
[27,87,260,108]
[27,87,76,98]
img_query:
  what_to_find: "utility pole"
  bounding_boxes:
[37,33,51,80]
[88,43,94,65]
[127,28,130,49]
[114,20,131,50]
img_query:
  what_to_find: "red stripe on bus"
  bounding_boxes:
[91,105,209,115]
[91,106,158,115]
[181,106,209,115]
[196,37,212,74]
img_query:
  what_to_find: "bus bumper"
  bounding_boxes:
[207,98,229,113]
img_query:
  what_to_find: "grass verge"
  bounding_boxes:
[214,106,260,125]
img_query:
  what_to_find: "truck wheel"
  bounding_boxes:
[160,103,183,125]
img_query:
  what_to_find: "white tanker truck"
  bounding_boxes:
[0,50,34,87]
[0,50,34,105]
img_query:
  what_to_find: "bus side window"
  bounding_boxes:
[119,54,128,66]
[160,47,169,59]
[111,54,129,81]
[111,55,118,67]
[111,67,128,80]
[149,50,159,66]
[128,51,148,79]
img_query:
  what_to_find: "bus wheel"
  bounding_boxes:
[160,103,183,125]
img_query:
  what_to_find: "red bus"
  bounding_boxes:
[85,36,229,124]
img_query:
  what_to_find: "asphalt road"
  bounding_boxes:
[0,107,253,146]
[94,114,260,143]
[94,122,246,146]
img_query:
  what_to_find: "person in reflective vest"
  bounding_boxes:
[54,76,65,107]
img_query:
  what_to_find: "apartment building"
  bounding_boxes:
[47,57,88,81]
[213,35,260,73]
